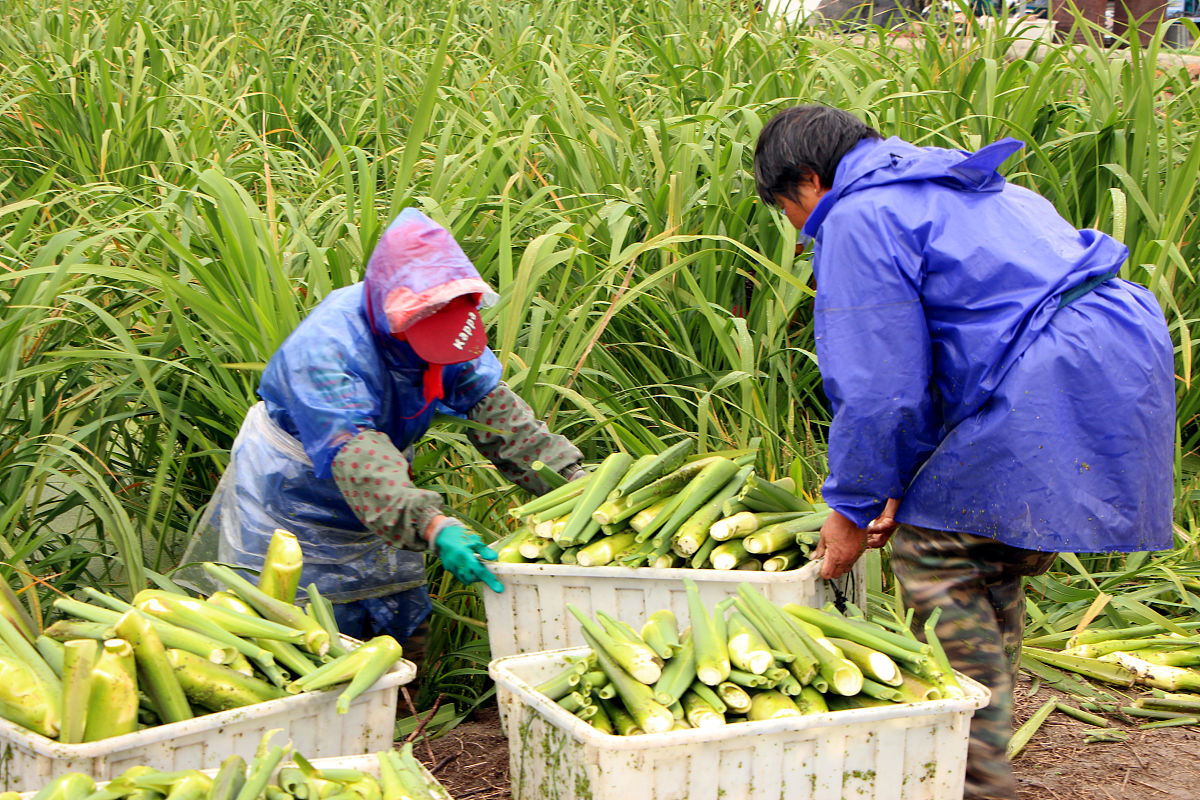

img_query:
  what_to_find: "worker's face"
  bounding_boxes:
[777,173,828,232]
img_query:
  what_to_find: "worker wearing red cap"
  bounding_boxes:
[187,209,582,642]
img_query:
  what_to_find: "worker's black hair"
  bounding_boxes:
[754,105,882,206]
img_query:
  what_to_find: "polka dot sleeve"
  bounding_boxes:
[330,430,442,552]
[466,382,583,496]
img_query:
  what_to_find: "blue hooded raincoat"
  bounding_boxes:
[201,211,502,628]
[805,136,1174,553]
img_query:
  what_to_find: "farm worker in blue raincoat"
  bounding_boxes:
[189,209,583,643]
[753,106,1174,800]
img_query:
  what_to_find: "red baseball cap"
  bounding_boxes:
[401,295,486,364]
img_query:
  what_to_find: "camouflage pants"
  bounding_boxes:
[891,526,1057,800]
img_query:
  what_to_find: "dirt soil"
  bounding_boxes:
[409,677,1200,799]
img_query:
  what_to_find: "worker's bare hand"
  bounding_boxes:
[814,509,869,580]
[866,498,901,549]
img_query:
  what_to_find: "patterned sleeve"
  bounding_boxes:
[331,430,447,551]
[467,383,583,495]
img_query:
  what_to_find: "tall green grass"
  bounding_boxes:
[2,0,1198,706]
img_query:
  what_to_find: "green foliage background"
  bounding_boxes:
[2,0,1198,708]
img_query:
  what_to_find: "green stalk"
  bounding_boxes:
[633,492,686,543]
[164,774,212,800]
[1135,648,1200,667]
[649,459,740,549]
[0,653,58,737]
[576,532,637,567]
[63,642,99,739]
[1066,638,1200,658]
[762,549,806,572]
[535,667,581,701]
[1070,622,1200,646]
[289,636,404,701]
[743,514,827,554]
[334,638,406,713]
[0,611,62,734]
[299,585,349,657]
[84,639,138,741]
[687,681,727,713]
[684,579,730,686]
[495,531,532,562]
[258,529,303,604]
[113,611,193,724]
[711,511,805,541]
[736,474,811,513]
[629,499,672,533]
[592,491,662,527]
[589,700,614,734]
[726,611,773,675]
[519,536,564,562]
[922,609,963,697]
[135,595,288,686]
[205,596,322,676]
[610,441,695,499]
[830,638,902,686]
[202,563,331,656]
[1008,699,1056,759]
[44,621,115,642]
[726,669,769,688]
[624,458,724,509]
[716,682,753,713]
[1054,702,1109,727]
[0,580,39,642]
[671,466,752,556]
[688,533,721,569]
[166,649,286,711]
[56,597,235,664]
[681,690,725,728]
[796,686,829,714]
[600,698,643,736]
[555,691,589,715]
[35,636,65,676]
[709,539,750,570]
[1022,647,1136,687]
[1098,652,1200,692]
[896,670,941,703]
[652,629,696,705]
[567,606,662,684]
[579,626,673,734]
[1135,694,1200,713]
[136,590,305,643]
[531,460,569,490]
[734,588,819,685]
[510,474,591,519]
[557,453,634,546]
[783,605,929,665]
[747,690,802,720]
[859,677,903,702]
[235,742,291,800]
[640,610,680,660]
[208,756,247,800]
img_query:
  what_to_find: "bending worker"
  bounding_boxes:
[753,105,1173,800]
[190,208,583,643]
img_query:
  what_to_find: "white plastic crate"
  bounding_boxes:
[483,559,864,658]
[0,638,415,792]
[18,754,452,800]
[490,647,989,800]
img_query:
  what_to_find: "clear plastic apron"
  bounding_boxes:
[180,403,426,603]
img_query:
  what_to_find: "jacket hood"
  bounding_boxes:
[363,208,499,339]
[803,136,1025,237]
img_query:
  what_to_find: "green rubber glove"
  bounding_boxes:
[433,524,504,593]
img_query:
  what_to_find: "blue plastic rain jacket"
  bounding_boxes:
[805,136,1174,553]
[201,211,502,621]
